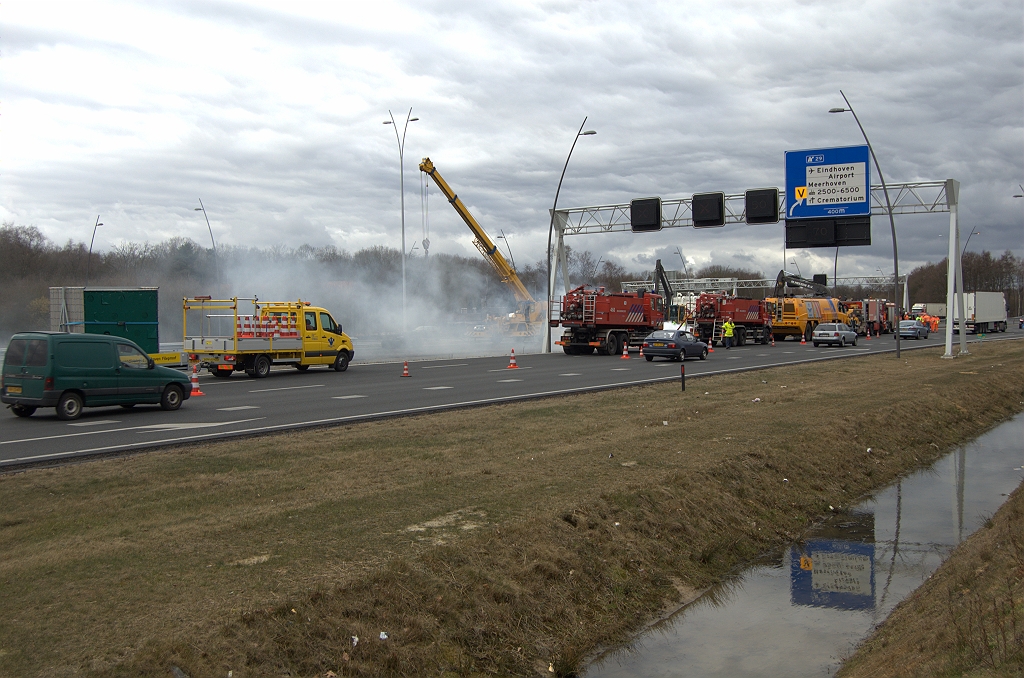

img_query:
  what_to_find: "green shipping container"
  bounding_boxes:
[50,287,160,354]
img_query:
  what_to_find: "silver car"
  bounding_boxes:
[812,323,858,347]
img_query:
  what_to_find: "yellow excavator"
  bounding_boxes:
[419,157,544,337]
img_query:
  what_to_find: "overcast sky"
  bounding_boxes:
[3,0,1022,282]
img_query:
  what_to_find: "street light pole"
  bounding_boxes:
[384,108,419,332]
[544,118,596,353]
[830,91,902,358]
[194,199,218,286]
[85,215,102,286]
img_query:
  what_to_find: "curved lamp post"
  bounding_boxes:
[194,199,219,285]
[830,91,901,357]
[543,118,596,353]
[384,108,419,331]
[85,215,103,286]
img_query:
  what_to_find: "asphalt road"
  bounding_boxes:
[3,327,1021,468]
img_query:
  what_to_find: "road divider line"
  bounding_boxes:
[216,406,260,411]
[333,395,368,400]
[497,379,523,383]
[559,373,581,376]
[0,418,267,446]
[421,363,468,369]
[423,386,454,390]
[487,366,533,372]
[68,420,121,427]
[248,384,324,393]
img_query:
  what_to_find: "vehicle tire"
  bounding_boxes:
[645,355,654,362]
[120,403,136,409]
[700,347,708,360]
[295,364,310,371]
[212,369,233,378]
[852,337,858,346]
[160,384,183,411]
[56,392,83,421]
[253,354,272,378]
[840,337,846,348]
[562,345,573,355]
[813,342,820,347]
[605,333,620,357]
[333,351,350,372]
[804,325,814,343]
[11,404,36,418]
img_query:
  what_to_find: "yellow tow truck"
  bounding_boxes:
[183,297,354,378]
[420,157,544,337]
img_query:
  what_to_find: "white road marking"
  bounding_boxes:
[136,421,264,432]
[1,418,267,446]
[727,356,742,359]
[217,406,260,411]
[497,379,523,383]
[423,386,453,390]
[68,420,120,427]
[611,368,631,371]
[421,363,468,369]
[559,373,582,376]
[487,366,533,372]
[333,395,368,399]
[756,353,769,356]
[783,351,795,354]
[248,384,324,393]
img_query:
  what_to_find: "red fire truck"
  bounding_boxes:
[552,285,665,355]
[693,293,774,346]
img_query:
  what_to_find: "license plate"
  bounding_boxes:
[653,342,665,347]
[6,385,22,394]
[217,364,233,370]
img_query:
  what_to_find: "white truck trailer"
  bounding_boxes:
[953,292,1007,334]
[910,302,947,318]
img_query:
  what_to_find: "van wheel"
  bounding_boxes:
[700,347,708,360]
[295,364,310,371]
[160,384,184,411]
[57,392,83,421]
[253,355,272,378]
[11,404,36,418]
[333,351,350,372]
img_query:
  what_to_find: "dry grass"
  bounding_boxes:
[1,342,1023,677]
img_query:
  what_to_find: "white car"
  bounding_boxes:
[812,323,858,347]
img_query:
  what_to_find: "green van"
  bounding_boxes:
[2,332,191,420]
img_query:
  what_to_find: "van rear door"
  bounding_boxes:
[3,338,49,400]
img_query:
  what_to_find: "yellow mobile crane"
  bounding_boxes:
[419,157,544,337]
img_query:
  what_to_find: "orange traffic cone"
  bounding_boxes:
[401,361,410,377]
[507,349,519,369]
[770,334,775,347]
[866,329,872,340]
[800,333,807,345]
[620,341,630,359]
[639,344,644,358]
[190,366,205,396]
[708,342,714,353]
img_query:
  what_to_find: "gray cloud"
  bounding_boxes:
[2,0,1021,285]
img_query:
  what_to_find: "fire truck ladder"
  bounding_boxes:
[583,294,596,324]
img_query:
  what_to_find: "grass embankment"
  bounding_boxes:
[1,342,1023,677]
[839,474,1024,677]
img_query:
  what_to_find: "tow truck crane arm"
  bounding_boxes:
[772,269,830,298]
[419,157,535,304]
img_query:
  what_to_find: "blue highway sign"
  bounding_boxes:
[786,145,870,220]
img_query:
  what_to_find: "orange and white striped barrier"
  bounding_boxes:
[620,342,630,359]
[401,361,410,377]
[507,349,519,369]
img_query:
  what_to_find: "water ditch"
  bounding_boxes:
[586,412,1024,677]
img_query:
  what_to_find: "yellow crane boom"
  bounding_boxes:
[419,157,535,304]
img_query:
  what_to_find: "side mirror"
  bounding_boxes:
[147,358,155,369]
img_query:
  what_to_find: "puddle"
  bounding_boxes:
[586,412,1024,677]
